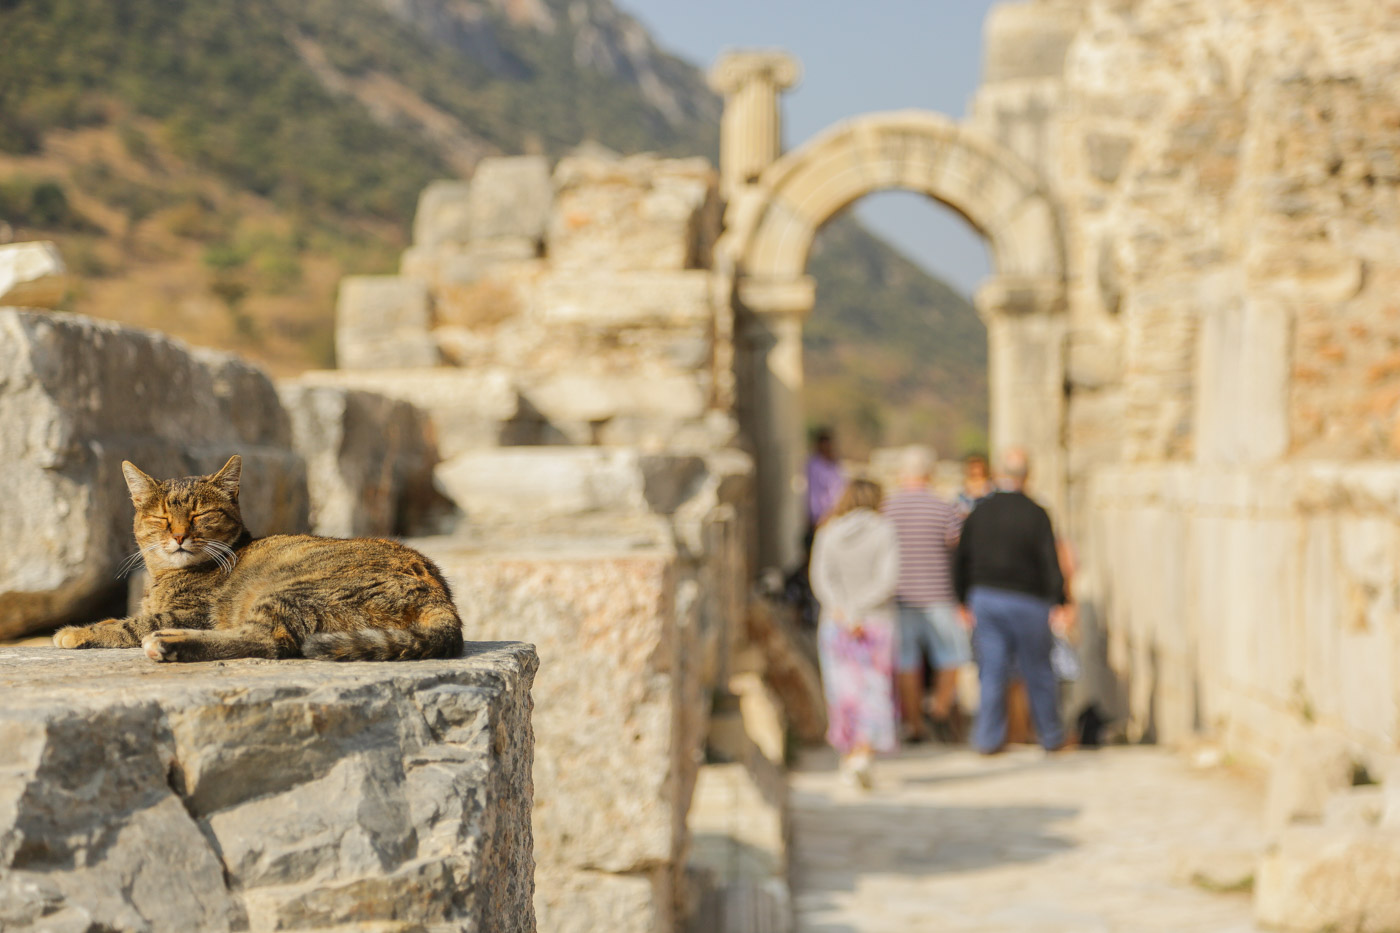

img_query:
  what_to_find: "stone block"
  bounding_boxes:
[531,270,714,330]
[433,448,709,522]
[292,368,518,458]
[411,180,474,248]
[277,381,439,537]
[334,276,439,370]
[548,155,718,272]
[1264,727,1358,835]
[402,237,539,287]
[1322,786,1387,830]
[522,366,709,428]
[416,536,699,931]
[0,241,67,308]
[0,310,309,639]
[468,156,553,243]
[0,642,538,933]
[1255,825,1400,933]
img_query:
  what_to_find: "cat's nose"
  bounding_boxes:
[171,532,187,544]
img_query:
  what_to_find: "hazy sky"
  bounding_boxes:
[616,0,1001,296]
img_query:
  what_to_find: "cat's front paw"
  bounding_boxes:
[54,626,95,649]
[142,630,190,662]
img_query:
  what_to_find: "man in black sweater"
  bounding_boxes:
[954,448,1066,753]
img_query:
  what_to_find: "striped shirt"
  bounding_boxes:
[882,487,958,606]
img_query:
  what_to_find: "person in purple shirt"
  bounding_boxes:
[806,428,847,529]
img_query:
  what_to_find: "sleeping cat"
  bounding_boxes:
[53,455,464,663]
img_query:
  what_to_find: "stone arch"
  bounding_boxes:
[733,110,1064,288]
[716,105,1070,570]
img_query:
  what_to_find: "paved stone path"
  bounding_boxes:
[789,745,1267,933]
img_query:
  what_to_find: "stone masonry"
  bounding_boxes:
[0,642,538,933]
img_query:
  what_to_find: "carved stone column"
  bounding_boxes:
[976,276,1069,522]
[709,51,802,197]
[736,275,815,572]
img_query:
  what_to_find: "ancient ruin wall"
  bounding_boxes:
[984,0,1400,757]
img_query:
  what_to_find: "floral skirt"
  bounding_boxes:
[818,614,899,755]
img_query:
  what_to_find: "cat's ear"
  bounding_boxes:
[209,455,241,500]
[121,461,159,505]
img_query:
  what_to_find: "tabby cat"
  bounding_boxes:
[53,455,464,662]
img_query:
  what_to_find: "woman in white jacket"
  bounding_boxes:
[810,478,901,787]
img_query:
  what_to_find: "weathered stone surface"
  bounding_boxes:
[547,155,718,272]
[416,532,699,932]
[434,449,709,522]
[335,276,439,370]
[411,180,474,249]
[0,642,538,933]
[1323,786,1388,830]
[293,368,518,457]
[0,241,67,308]
[1265,728,1358,834]
[1255,825,1400,932]
[0,310,309,639]
[277,381,440,537]
[402,237,538,288]
[468,156,553,244]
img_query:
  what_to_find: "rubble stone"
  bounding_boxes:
[1255,825,1400,932]
[468,156,553,243]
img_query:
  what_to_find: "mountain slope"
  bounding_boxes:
[0,0,985,449]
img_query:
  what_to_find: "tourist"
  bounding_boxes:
[953,448,1067,754]
[806,427,846,530]
[881,445,967,743]
[810,478,901,788]
[955,451,993,518]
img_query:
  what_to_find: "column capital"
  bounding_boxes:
[737,275,816,317]
[708,50,802,96]
[974,276,1066,319]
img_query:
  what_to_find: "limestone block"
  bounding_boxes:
[982,1,1080,83]
[522,366,709,427]
[416,536,698,931]
[277,381,439,537]
[402,237,538,287]
[0,642,538,933]
[548,155,718,272]
[532,270,713,330]
[293,368,518,458]
[0,310,309,639]
[0,241,67,308]
[1264,728,1358,835]
[468,156,553,243]
[334,276,439,370]
[434,449,708,521]
[411,180,474,248]
[1255,825,1400,933]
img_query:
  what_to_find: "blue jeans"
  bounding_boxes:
[969,586,1063,752]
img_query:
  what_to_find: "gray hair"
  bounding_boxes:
[898,444,936,481]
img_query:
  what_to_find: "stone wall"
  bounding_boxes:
[0,642,538,933]
[973,1,1400,760]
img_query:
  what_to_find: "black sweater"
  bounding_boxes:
[953,490,1065,605]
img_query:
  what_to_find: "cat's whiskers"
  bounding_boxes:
[199,539,238,574]
[115,542,162,579]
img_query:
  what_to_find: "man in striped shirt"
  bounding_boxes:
[882,445,969,742]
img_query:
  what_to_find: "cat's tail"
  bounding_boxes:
[301,605,465,661]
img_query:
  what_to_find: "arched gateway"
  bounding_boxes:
[710,51,1069,570]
